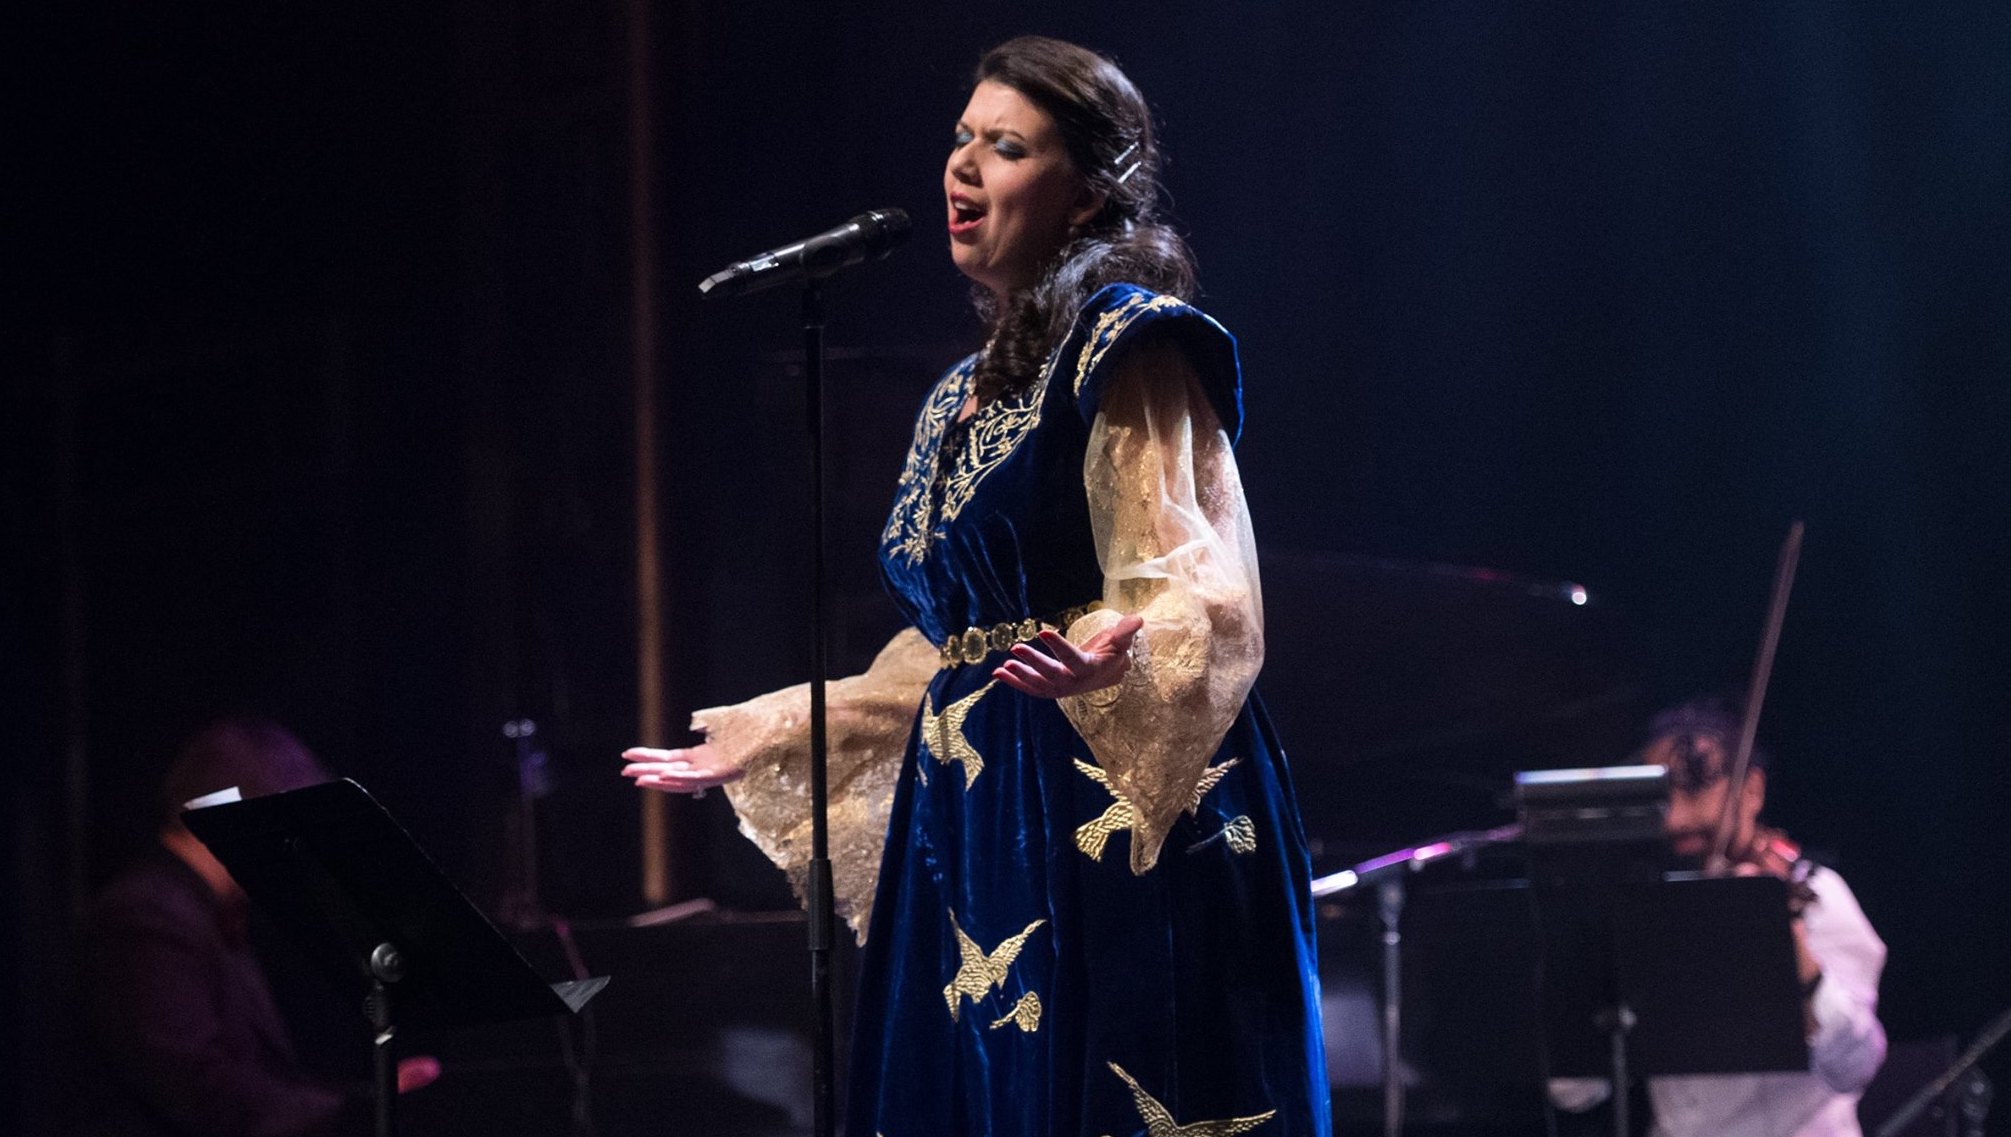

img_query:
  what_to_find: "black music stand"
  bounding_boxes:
[1403,873,1807,1137]
[183,778,608,1137]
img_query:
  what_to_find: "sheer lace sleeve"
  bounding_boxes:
[695,628,937,941]
[1058,335,1265,874]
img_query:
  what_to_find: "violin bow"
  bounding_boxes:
[1706,520,1805,874]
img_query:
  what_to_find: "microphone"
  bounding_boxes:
[698,208,911,298]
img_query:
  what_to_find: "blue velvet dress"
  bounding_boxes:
[849,284,1330,1137]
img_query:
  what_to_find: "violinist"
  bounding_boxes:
[1553,697,1889,1137]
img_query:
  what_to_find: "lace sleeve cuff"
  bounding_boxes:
[699,628,936,941]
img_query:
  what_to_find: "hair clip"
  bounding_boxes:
[1112,141,1142,183]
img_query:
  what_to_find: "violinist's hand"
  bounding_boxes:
[621,742,743,796]
[993,613,1143,699]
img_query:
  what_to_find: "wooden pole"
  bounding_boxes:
[627,0,671,906]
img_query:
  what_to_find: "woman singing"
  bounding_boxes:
[623,35,1329,1137]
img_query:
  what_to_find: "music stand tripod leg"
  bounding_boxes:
[1593,1003,1636,1137]
[364,942,405,1137]
[1380,877,1405,1137]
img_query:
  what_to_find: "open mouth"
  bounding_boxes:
[949,199,986,234]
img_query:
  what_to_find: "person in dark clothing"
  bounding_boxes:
[76,718,437,1137]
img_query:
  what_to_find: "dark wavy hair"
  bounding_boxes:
[967,36,1198,402]
[1641,695,1771,794]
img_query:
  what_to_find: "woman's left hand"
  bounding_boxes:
[993,613,1143,699]
[620,742,743,796]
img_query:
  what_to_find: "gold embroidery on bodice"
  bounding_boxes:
[882,358,1047,566]
[885,292,1185,567]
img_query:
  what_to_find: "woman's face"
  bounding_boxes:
[944,80,1103,297]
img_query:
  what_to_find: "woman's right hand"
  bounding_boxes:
[620,742,744,796]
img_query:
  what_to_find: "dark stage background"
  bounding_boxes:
[7,2,2008,1134]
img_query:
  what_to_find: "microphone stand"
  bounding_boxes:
[1311,824,1523,1137]
[696,211,907,1137]
[801,279,838,1137]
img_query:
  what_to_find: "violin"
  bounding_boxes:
[1732,823,1818,916]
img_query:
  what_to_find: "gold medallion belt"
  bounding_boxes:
[936,601,1104,669]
